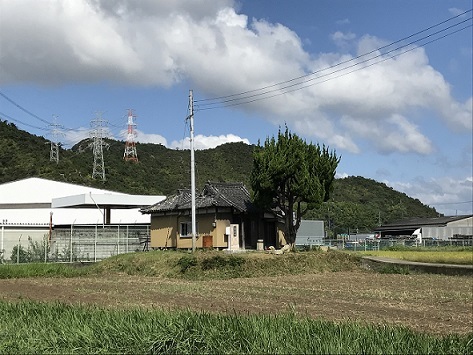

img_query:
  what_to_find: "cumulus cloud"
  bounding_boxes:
[63,128,90,147]
[341,114,433,154]
[0,0,471,156]
[170,134,250,150]
[385,176,473,216]
[134,130,168,146]
[63,127,246,150]
[331,31,356,49]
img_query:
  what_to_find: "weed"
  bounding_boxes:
[201,255,245,270]
[0,301,470,354]
[379,265,410,275]
[176,255,197,273]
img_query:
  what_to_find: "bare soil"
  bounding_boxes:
[0,270,471,335]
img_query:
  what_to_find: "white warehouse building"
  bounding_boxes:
[0,177,165,261]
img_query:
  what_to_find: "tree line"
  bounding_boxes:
[0,120,439,237]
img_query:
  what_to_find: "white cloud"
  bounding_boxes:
[330,31,356,49]
[448,7,466,17]
[61,126,245,150]
[124,129,247,149]
[385,176,473,216]
[335,18,350,25]
[63,128,90,147]
[170,134,250,150]
[0,0,471,156]
[134,130,168,146]
[341,114,433,155]
[335,172,349,179]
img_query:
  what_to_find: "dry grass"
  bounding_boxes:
[356,250,473,265]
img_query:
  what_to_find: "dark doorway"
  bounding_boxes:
[264,222,276,248]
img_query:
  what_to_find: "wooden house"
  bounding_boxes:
[140,182,285,250]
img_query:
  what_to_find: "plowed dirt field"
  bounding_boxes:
[1,270,471,335]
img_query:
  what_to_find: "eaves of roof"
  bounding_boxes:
[376,215,473,231]
[141,182,256,214]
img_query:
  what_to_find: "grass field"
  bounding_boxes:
[1,301,470,354]
[0,249,472,354]
[353,246,473,265]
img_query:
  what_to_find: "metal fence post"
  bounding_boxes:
[117,224,120,255]
[70,225,73,263]
[44,236,47,263]
[94,223,97,262]
[17,235,21,264]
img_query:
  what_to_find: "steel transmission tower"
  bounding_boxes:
[89,112,109,181]
[123,109,138,162]
[49,115,63,164]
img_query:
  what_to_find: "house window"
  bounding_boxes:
[180,221,198,238]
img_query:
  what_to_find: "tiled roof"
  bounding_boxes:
[141,182,256,214]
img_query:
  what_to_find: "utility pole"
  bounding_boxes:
[89,112,109,181]
[188,90,196,252]
[49,115,63,164]
[123,109,138,162]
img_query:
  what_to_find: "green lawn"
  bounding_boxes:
[0,301,470,354]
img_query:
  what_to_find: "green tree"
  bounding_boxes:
[251,127,340,248]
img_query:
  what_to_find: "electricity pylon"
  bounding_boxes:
[89,112,109,181]
[49,115,63,164]
[123,109,138,162]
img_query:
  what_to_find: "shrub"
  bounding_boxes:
[9,237,50,263]
[201,255,227,270]
[176,255,198,273]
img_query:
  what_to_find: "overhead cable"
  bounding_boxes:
[194,9,472,111]
[0,111,49,131]
[0,90,52,125]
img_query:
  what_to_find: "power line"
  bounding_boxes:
[196,20,472,110]
[0,91,103,134]
[0,111,49,131]
[194,10,472,111]
[0,91,52,125]
[208,23,472,110]
[196,9,472,104]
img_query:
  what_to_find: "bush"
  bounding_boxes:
[176,255,198,273]
[201,255,227,270]
[10,245,30,263]
[10,238,50,263]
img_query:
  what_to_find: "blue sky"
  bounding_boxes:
[0,0,472,216]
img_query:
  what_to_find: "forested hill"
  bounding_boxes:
[0,120,439,231]
[0,120,254,195]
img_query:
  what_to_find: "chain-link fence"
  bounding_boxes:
[299,237,472,251]
[50,224,150,262]
[2,224,150,264]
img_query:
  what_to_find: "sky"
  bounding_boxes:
[0,0,472,216]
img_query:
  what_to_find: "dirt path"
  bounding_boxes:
[0,271,471,335]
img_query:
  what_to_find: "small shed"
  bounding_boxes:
[295,220,325,247]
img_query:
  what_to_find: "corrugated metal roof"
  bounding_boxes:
[377,215,473,231]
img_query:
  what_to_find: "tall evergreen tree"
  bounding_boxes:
[251,127,340,248]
